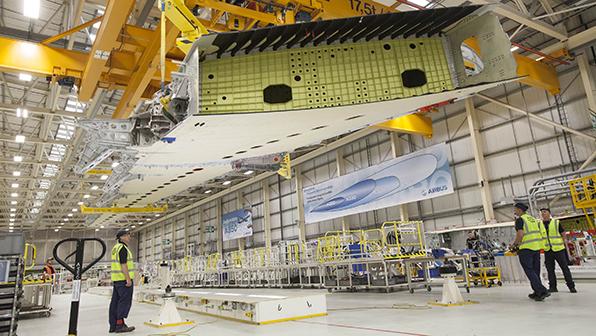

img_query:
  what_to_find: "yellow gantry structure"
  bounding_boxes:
[80,204,168,214]
[0,0,562,126]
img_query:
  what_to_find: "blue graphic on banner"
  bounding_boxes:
[303,143,453,223]
[222,209,253,241]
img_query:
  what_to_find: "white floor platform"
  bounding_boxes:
[18,284,594,336]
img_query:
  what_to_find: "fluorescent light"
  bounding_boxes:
[100,175,109,180]
[64,218,69,222]
[23,0,41,19]
[77,201,84,205]
[10,214,16,217]
[54,229,59,232]
[100,225,105,228]
[19,73,32,81]
[138,222,143,225]
[13,171,21,177]
[10,209,16,212]
[146,218,151,221]
[11,183,19,188]
[9,219,15,222]
[222,180,232,185]
[204,189,212,194]
[9,230,14,233]
[244,170,254,175]
[83,194,90,199]
[72,208,78,212]
[409,0,430,6]
[67,213,73,217]
[14,155,23,162]
[16,108,28,118]
[10,201,17,205]
[536,56,545,61]
[95,228,99,232]
[111,162,120,168]
[155,214,160,217]
[131,225,136,229]
[91,185,99,190]
[125,228,130,231]
[510,46,520,52]
[10,193,18,197]
[89,33,96,42]
[15,135,26,143]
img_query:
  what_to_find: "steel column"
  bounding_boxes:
[295,166,306,243]
[236,191,245,251]
[216,198,223,254]
[262,180,272,251]
[389,132,410,221]
[465,98,495,222]
[335,148,350,231]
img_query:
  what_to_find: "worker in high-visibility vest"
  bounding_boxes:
[540,208,577,293]
[511,203,550,301]
[108,229,136,333]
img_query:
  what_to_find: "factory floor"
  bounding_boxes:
[18,283,592,336]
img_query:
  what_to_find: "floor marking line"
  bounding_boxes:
[293,320,430,336]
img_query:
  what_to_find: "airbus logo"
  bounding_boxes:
[423,185,448,196]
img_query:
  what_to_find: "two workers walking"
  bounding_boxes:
[512,203,576,301]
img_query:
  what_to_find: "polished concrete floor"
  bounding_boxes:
[18,283,591,336]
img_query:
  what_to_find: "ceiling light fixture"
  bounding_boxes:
[67,213,73,217]
[91,185,99,190]
[54,229,59,232]
[9,230,14,233]
[10,201,17,205]
[64,218,69,222]
[204,189,212,194]
[16,107,29,118]
[244,170,254,175]
[77,201,84,205]
[72,208,78,212]
[11,183,19,188]
[19,74,32,82]
[10,214,16,217]
[10,208,16,212]
[222,180,232,186]
[510,46,520,52]
[13,155,23,162]
[100,175,109,180]
[23,0,41,19]
[95,228,99,232]
[83,194,90,199]
[13,171,21,177]
[100,225,105,229]
[9,219,15,222]
[155,214,160,217]
[15,135,26,143]
[146,219,151,222]
[131,225,136,229]
[10,193,18,197]
[111,162,120,168]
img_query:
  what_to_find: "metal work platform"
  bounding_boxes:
[136,288,327,325]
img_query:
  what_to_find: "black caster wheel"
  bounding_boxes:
[427,286,432,292]
[497,281,503,286]
[409,288,414,294]
[327,288,333,293]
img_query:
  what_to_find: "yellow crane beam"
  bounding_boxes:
[79,0,137,101]
[80,204,168,214]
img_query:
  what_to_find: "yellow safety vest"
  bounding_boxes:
[111,243,135,282]
[543,218,566,252]
[519,214,546,251]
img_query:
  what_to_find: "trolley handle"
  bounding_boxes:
[52,238,106,276]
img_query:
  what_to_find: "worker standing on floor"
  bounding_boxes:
[511,203,550,301]
[109,230,136,333]
[43,258,56,283]
[540,208,577,293]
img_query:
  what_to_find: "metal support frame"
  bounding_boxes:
[465,98,495,222]
[335,148,350,232]
[262,180,272,251]
[295,166,307,243]
[216,198,223,254]
[576,52,596,117]
[198,208,205,256]
[475,93,596,142]
[236,190,245,251]
[389,132,410,221]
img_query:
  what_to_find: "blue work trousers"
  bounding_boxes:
[109,281,134,328]
[518,249,547,295]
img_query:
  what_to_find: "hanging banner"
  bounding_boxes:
[222,209,254,241]
[303,143,453,224]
